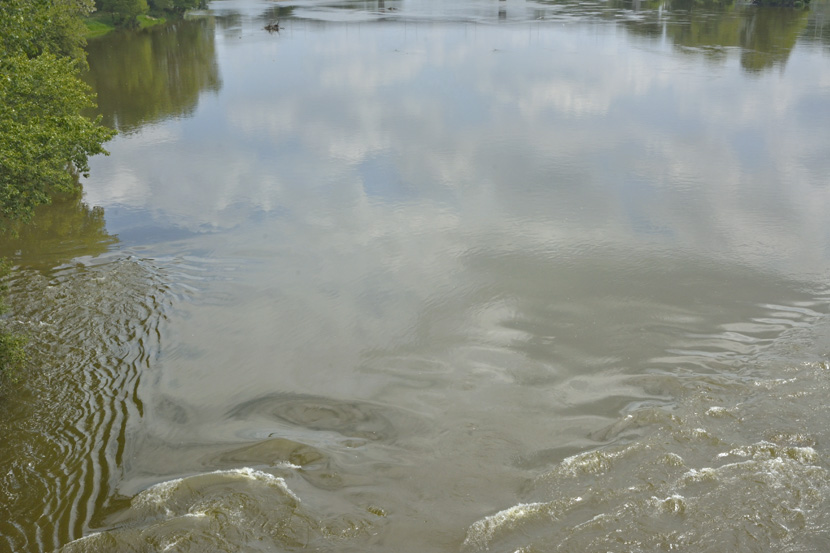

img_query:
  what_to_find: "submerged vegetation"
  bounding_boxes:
[0,0,116,378]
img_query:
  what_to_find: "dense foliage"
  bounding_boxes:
[96,0,149,27]
[95,0,204,28]
[0,0,115,376]
[0,0,94,62]
[1,0,115,228]
[146,0,204,15]
[0,52,114,226]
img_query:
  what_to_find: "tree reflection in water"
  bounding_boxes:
[83,19,222,133]
[0,187,117,271]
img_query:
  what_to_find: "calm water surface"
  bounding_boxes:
[3,0,830,551]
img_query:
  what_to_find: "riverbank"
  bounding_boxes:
[83,13,167,38]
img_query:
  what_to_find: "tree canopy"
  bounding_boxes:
[147,0,204,14]
[93,0,205,29]
[0,0,115,230]
[1,0,116,377]
[0,0,95,62]
[96,0,149,28]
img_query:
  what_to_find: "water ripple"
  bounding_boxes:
[0,256,174,552]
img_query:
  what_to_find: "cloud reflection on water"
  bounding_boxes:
[71,9,830,550]
[78,12,830,415]
[84,16,830,278]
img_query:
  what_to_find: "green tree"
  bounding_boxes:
[96,0,149,27]
[148,0,204,15]
[0,0,95,62]
[0,53,115,228]
[0,0,115,227]
[0,0,116,376]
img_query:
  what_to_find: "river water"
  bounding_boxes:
[2,0,830,551]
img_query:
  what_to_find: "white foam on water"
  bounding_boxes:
[463,502,550,549]
[463,496,587,550]
[553,446,635,478]
[138,476,183,517]
[660,452,686,467]
[682,467,719,483]
[648,494,687,515]
[705,406,731,417]
[273,461,303,470]
[161,535,187,552]
[136,466,300,509]
[227,467,301,502]
[715,441,818,464]
[60,467,311,552]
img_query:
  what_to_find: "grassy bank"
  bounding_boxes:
[83,13,167,37]
[138,14,167,29]
[84,15,114,37]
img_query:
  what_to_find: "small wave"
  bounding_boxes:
[58,467,376,552]
[466,346,830,553]
[0,257,171,552]
[463,500,581,550]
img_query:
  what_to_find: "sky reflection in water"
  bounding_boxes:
[18,1,830,551]
[76,0,830,459]
[84,3,830,281]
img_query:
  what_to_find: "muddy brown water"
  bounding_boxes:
[2,0,830,551]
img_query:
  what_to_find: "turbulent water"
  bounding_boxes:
[3,0,830,551]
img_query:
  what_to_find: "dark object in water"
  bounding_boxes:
[265,21,281,33]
